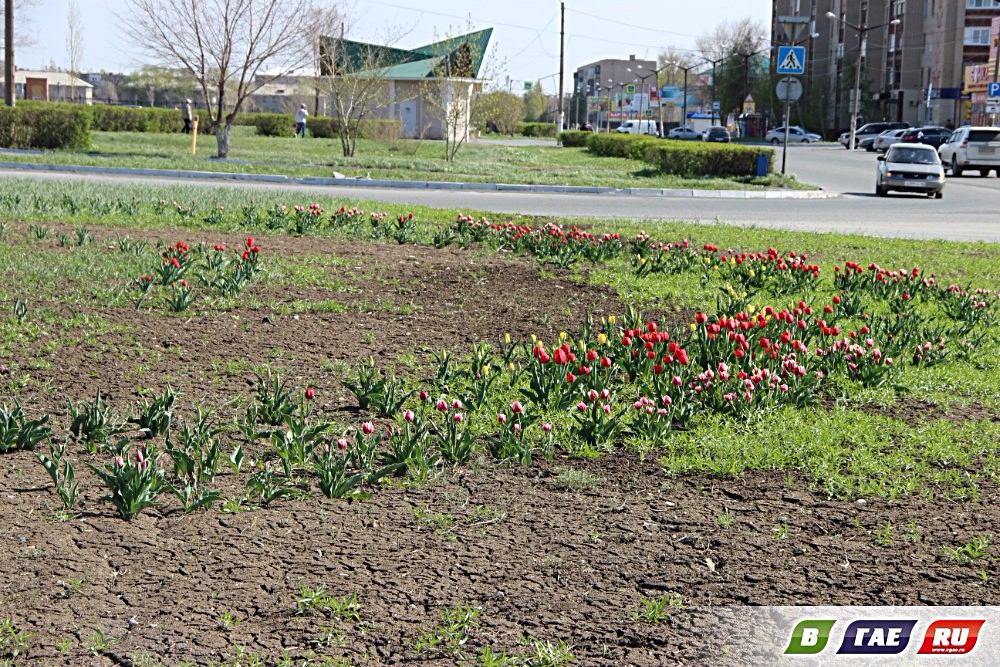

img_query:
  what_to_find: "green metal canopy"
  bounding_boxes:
[319,29,493,79]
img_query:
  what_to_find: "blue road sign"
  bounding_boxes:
[776,46,806,75]
[988,82,1000,98]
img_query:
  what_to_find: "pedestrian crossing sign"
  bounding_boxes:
[776,46,805,75]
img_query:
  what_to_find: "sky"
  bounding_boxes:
[17,0,771,93]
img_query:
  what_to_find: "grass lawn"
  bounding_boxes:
[0,126,812,191]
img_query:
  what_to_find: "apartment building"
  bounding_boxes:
[572,56,657,127]
[771,0,1000,130]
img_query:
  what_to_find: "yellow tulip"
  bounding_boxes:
[559,331,567,340]
[608,315,616,325]
[597,333,607,345]
[689,323,696,332]
[504,332,511,345]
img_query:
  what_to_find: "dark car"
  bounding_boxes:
[899,126,951,149]
[704,127,731,143]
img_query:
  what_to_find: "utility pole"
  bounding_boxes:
[4,0,14,107]
[557,1,565,133]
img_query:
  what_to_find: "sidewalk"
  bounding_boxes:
[0,159,834,200]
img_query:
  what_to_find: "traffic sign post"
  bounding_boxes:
[776,46,806,75]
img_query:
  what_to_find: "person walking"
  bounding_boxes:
[295,103,308,138]
[182,99,193,134]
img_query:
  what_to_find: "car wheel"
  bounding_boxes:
[800,138,808,143]
[867,144,875,152]
[980,169,991,177]
[951,157,963,177]
[875,184,887,197]
[934,192,943,199]
[771,138,780,145]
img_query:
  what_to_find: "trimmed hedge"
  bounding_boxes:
[254,113,296,137]
[89,106,214,134]
[643,143,773,178]
[584,132,773,177]
[0,105,90,150]
[558,130,591,147]
[309,118,401,141]
[585,133,660,161]
[253,114,402,140]
[519,122,557,137]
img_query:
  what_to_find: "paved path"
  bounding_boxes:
[2,144,999,243]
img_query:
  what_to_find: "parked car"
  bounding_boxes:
[875,143,945,198]
[874,129,908,153]
[667,126,701,140]
[616,119,659,136]
[857,136,878,151]
[764,126,821,144]
[839,121,910,149]
[899,126,951,149]
[938,126,1000,177]
[703,126,731,143]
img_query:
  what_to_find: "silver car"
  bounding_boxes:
[875,143,945,199]
[938,126,1000,177]
[874,129,908,153]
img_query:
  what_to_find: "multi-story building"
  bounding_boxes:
[771,0,1000,132]
[573,56,657,127]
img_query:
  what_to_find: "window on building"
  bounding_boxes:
[966,0,1000,9]
[964,27,991,45]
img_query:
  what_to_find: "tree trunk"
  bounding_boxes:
[214,122,232,158]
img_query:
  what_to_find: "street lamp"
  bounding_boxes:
[827,8,900,150]
[704,55,725,125]
[630,66,658,132]
[606,78,614,133]
[678,63,698,131]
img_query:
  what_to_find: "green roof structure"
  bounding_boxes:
[319,29,493,80]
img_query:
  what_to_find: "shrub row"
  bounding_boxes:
[519,122,558,137]
[583,132,772,177]
[89,106,213,134]
[558,130,591,147]
[0,105,91,150]
[643,142,772,178]
[585,133,660,161]
[253,114,402,141]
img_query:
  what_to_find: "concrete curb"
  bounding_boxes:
[0,160,835,199]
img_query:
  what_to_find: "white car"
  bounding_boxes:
[765,126,821,144]
[938,126,1000,177]
[667,126,701,140]
[874,129,908,153]
[875,143,945,199]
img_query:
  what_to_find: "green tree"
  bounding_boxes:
[522,81,545,122]
[473,90,523,134]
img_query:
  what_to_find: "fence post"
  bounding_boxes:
[191,117,199,154]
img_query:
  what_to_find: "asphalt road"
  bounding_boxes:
[3,144,999,242]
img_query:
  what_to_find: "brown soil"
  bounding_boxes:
[0,226,997,666]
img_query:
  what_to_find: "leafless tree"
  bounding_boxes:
[1,0,40,51]
[421,26,499,161]
[122,0,332,158]
[657,47,700,87]
[320,24,405,157]
[66,0,84,102]
[696,18,767,63]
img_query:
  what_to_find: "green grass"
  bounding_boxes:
[0,128,813,190]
